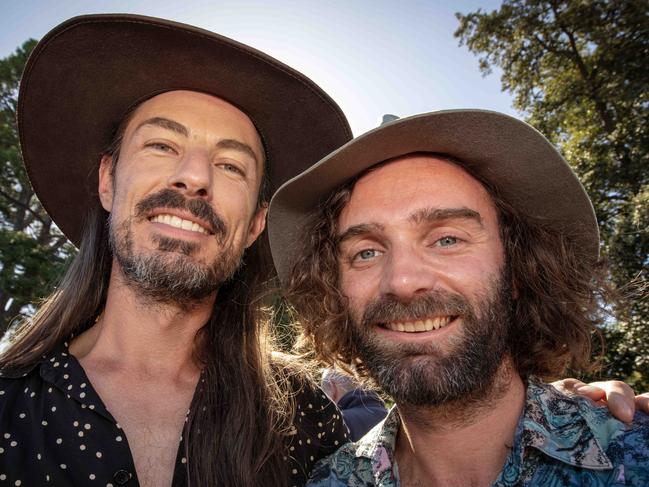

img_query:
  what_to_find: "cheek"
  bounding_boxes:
[340,271,372,317]
[225,198,261,235]
[445,262,490,290]
[110,172,141,210]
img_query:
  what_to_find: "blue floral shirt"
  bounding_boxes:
[306,378,649,486]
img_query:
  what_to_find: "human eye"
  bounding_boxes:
[145,141,176,154]
[216,160,246,177]
[352,248,381,263]
[435,235,459,247]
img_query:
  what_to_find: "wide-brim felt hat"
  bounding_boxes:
[268,109,599,286]
[18,13,352,246]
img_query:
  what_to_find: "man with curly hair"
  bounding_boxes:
[268,111,649,486]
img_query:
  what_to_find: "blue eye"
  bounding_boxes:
[218,162,245,176]
[437,236,458,247]
[355,249,378,261]
[148,142,173,152]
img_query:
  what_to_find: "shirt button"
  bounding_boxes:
[113,470,131,485]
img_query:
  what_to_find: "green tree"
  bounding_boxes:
[456,0,648,387]
[0,40,76,332]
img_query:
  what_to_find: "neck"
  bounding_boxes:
[70,261,215,378]
[394,359,525,487]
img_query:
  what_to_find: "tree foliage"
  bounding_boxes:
[456,0,648,387]
[0,40,76,332]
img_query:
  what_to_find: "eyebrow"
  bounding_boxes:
[135,118,259,164]
[215,139,259,164]
[336,207,483,247]
[409,207,483,227]
[336,223,385,246]
[135,117,189,137]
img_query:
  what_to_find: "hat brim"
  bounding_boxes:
[18,14,351,246]
[268,109,599,286]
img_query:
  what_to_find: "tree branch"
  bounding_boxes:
[548,0,617,134]
[0,187,48,229]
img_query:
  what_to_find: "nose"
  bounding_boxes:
[379,246,438,302]
[168,148,212,198]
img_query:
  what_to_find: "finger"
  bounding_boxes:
[586,381,635,423]
[636,393,649,415]
[551,378,588,395]
[573,384,606,402]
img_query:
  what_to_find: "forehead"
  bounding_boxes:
[124,90,264,161]
[338,154,498,228]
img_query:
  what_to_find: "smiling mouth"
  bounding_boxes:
[382,316,456,333]
[149,214,212,235]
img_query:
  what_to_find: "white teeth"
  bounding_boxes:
[385,316,453,333]
[150,214,209,234]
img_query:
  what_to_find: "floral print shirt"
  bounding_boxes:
[307,378,649,486]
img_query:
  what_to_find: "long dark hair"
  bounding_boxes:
[0,203,295,486]
[287,154,612,381]
[185,231,296,486]
[1,101,295,484]
[0,204,112,366]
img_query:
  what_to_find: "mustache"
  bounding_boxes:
[361,291,472,327]
[135,189,227,240]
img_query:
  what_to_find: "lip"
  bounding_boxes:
[146,208,214,235]
[374,316,461,342]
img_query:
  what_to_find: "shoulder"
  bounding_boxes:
[306,409,399,487]
[0,362,41,409]
[575,401,649,484]
[607,411,649,484]
[527,379,649,483]
[306,440,370,487]
[270,356,351,484]
[271,353,349,442]
[290,376,350,453]
[573,390,649,453]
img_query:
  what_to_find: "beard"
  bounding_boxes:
[109,189,244,305]
[349,272,514,407]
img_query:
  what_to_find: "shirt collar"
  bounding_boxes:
[354,405,401,485]
[515,377,614,470]
[37,340,115,422]
[0,350,43,379]
[351,378,614,482]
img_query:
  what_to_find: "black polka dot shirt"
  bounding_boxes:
[0,342,349,486]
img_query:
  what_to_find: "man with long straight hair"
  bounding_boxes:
[0,14,353,486]
[269,111,649,485]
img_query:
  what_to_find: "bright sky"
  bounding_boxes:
[0,0,517,136]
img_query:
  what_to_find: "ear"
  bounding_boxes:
[98,155,115,212]
[245,203,268,248]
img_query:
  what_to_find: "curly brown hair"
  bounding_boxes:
[286,154,611,381]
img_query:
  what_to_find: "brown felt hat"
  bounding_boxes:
[268,109,600,286]
[18,14,352,246]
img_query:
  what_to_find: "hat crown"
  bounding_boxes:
[381,114,399,125]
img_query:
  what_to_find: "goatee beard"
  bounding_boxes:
[109,189,244,306]
[350,273,514,408]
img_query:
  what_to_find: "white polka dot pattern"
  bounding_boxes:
[0,342,349,485]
